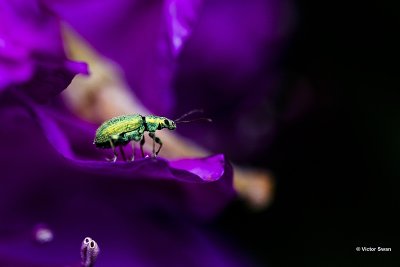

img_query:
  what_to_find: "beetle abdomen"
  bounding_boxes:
[94,139,129,149]
[94,114,143,147]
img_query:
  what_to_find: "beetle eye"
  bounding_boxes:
[164,119,169,126]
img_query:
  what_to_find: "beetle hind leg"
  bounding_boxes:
[130,142,135,162]
[140,135,146,158]
[106,136,119,162]
[106,140,117,162]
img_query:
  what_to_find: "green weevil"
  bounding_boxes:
[94,114,176,162]
[93,110,209,162]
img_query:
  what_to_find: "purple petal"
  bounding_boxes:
[50,0,204,114]
[0,97,247,266]
[0,0,88,100]
[170,154,225,182]
[1,94,234,220]
[165,0,203,55]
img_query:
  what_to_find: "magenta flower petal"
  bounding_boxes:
[0,0,87,100]
[0,1,263,265]
[50,0,204,114]
[0,95,246,266]
[2,93,235,220]
[170,154,225,182]
[165,0,203,55]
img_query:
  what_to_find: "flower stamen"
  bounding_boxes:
[80,237,100,267]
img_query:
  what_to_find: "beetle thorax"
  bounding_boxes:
[144,116,176,132]
[143,115,162,132]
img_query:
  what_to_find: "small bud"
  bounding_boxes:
[81,237,100,267]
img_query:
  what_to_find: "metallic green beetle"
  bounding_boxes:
[94,114,176,162]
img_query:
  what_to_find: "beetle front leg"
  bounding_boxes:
[123,130,144,161]
[149,132,163,157]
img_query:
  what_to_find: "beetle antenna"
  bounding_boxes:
[175,109,204,122]
[175,109,212,124]
[176,118,212,124]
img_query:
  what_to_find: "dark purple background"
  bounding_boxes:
[214,1,399,267]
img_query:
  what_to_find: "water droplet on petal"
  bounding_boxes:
[33,224,54,244]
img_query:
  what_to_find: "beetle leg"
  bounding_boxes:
[119,146,127,161]
[155,137,163,156]
[140,135,145,158]
[130,142,135,161]
[106,139,117,162]
[151,133,155,157]
[149,132,163,157]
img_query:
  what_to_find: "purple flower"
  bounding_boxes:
[0,1,254,266]
[0,92,241,266]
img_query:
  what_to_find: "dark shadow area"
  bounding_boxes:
[215,1,400,266]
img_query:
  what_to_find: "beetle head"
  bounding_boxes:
[161,117,176,130]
